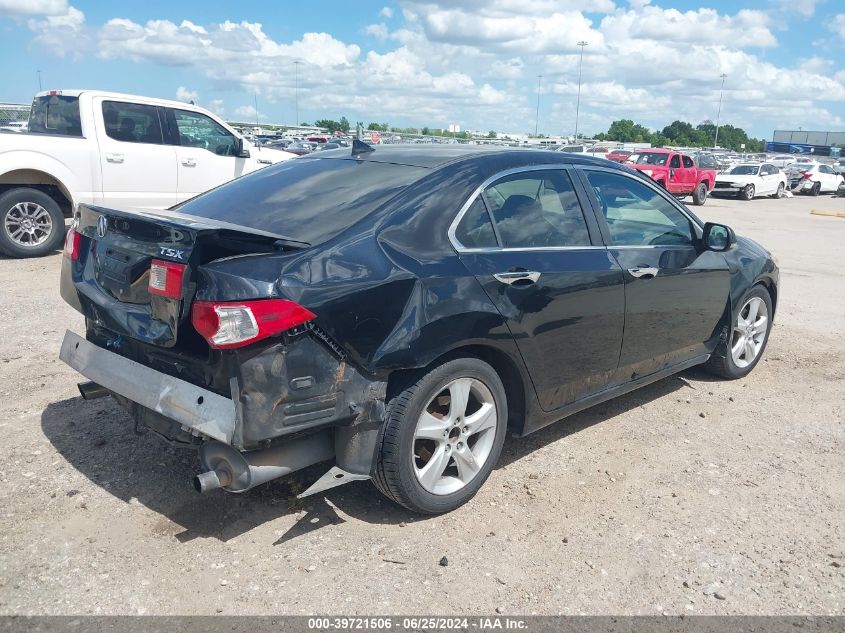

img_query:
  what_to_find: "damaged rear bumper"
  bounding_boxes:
[60,330,236,444]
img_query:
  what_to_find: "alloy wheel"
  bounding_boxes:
[743,184,755,200]
[412,377,498,495]
[4,202,53,247]
[730,296,768,369]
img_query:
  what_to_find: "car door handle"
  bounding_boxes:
[493,271,541,285]
[628,267,659,279]
[105,153,124,164]
[181,158,197,167]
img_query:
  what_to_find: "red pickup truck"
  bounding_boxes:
[625,149,716,205]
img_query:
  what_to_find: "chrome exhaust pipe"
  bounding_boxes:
[194,429,334,494]
[78,381,109,400]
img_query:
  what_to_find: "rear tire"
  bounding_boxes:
[772,182,785,199]
[705,285,773,380]
[0,188,66,258]
[373,358,507,514]
[810,182,821,196]
[691,183,707,206]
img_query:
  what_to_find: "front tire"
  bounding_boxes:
[373,358,507,514]
[742,184,755,201]
[705,285,773,379]
[0,188,66,258]
[692,183,707,206]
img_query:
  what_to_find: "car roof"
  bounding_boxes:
[300,144,619,170]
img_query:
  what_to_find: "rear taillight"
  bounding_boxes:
[63,228,80,261]
[148,259,186,299]
[802,171,812,180]
[191,299,316,349]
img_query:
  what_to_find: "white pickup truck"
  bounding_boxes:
[0,90,294,258]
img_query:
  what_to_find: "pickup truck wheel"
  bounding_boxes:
[742,184,755,201]
[772,182,785,199]
[691,183,707,206]
[0,188,65,258]
[373,358,507,514]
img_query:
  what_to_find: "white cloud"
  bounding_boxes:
[175,86,198,103]
[379,6,394,18]
[831,14,845,38]
[601,6,777,48]
[26,5,85,57]
[0,0,67,16]
[777,0,816,19]
[233,105,266,120]
[208,99,225,115]
[365,23,389,40]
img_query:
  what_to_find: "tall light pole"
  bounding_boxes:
[714,73,728,148]
[294,60,302,125]
[574,41,588,141]
[534,74,543,137]
[37,70,42,91]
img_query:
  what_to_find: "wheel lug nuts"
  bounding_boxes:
[457,442,463,450]
[462,426,469,433]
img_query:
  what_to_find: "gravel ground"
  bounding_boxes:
[0,193,843,616]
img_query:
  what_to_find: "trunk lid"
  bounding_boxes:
[69,204,308,348]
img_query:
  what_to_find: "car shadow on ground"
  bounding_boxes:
[41,372,689,543]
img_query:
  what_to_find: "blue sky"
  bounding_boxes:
[2,0,843,138]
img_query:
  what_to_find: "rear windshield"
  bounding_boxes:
[633,152,669,165]
[28,95,82,136]
[729,166,760,175]
[175,157,426,245]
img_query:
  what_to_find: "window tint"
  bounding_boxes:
[176,158,425,246]
[670,155,681,168]
[585,170,695,247]
[819,165,833,174]
[28,95,81,137]
[682,156,694,168]
[481,170,590,248]
[171,109,237,156]
[102,101,163,144]
[455,198,497,248]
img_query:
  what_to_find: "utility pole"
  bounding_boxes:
[254,92,259,128]
[294,60,302,125]
[574,41,588,141]
[714,73,728,148]
[37,70,42,91]
[534,75,542,137]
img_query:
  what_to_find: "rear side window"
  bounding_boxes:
[175,158,426,246]
[682,156,694,168]
[454,198,497,249]
[28,95,81,136]
[102,101,163,144]
[481,170,591,248]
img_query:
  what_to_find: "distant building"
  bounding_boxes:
[767,130,844,157]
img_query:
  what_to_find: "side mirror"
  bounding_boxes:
[236,137,250,158]
[703,222,736,252]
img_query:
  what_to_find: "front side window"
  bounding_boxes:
[481,170,591,248]
[670,155,681,168]
[171,109,237,156]
[584,170,695,247]
[102,101,163,144]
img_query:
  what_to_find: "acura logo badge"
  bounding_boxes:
[96,215,108,238]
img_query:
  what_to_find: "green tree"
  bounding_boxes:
[367,122,389,132]
[421,126,431,135]
[339,116,350,133]
[487,130,497,138]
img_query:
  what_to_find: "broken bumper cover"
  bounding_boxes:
[59,330,236,444]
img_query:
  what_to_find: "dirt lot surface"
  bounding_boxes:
[0,193,843,616]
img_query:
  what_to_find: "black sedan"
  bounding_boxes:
[59,145,778,514]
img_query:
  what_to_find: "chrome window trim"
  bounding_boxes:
[447,164,596,253]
